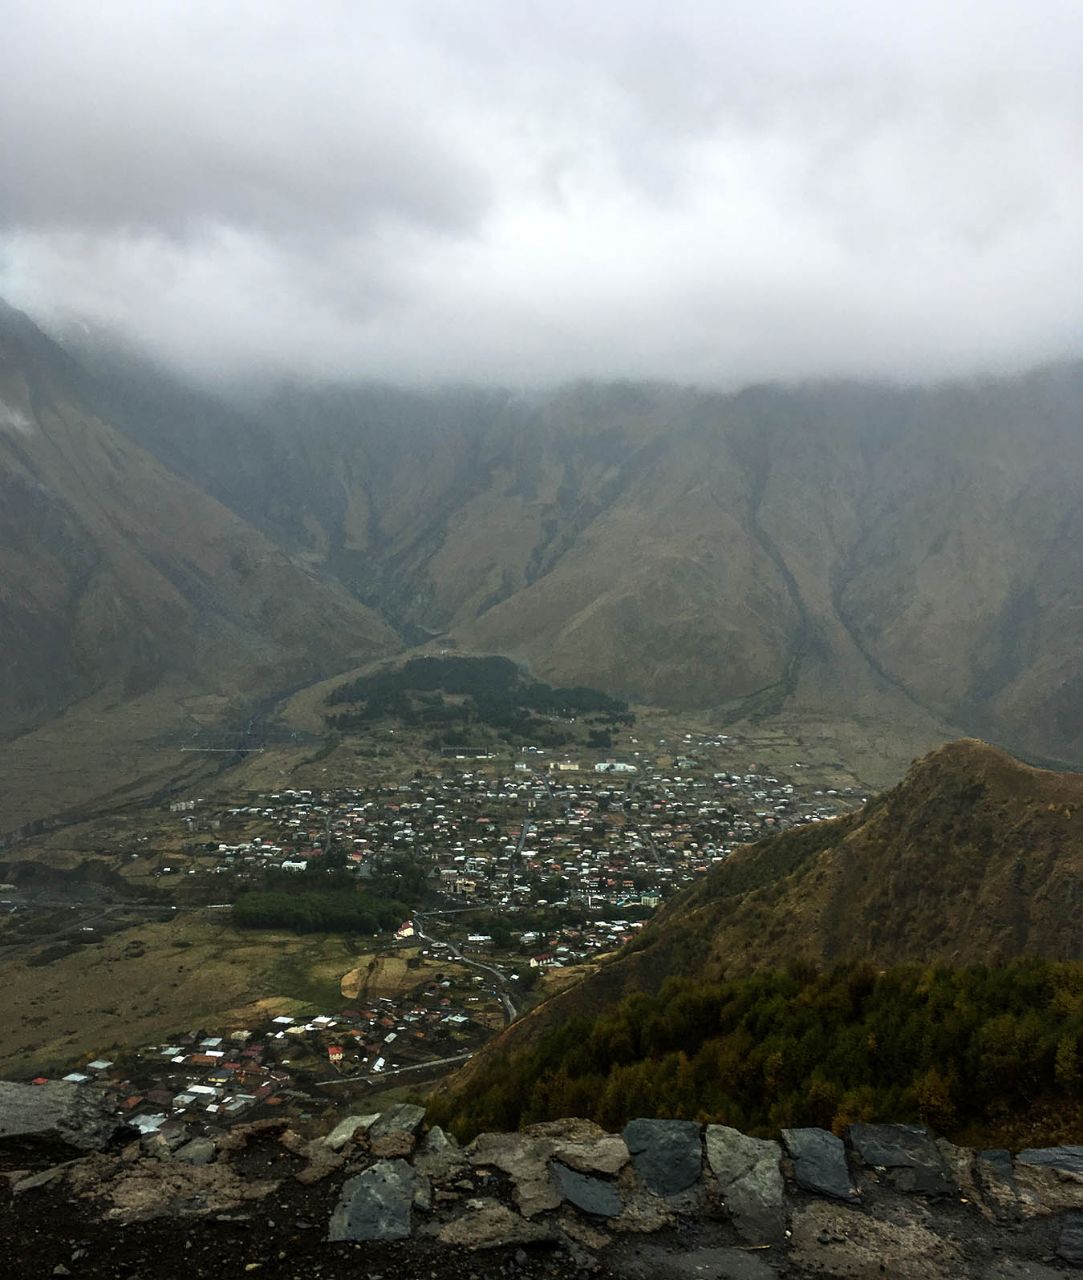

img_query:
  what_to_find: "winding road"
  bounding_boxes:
[413,911,519,1022]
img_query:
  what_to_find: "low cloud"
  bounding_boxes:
[2,0,1082,387]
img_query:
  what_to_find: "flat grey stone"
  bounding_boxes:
[1016,1146,1083,1177]
[979,1149,1015,1184]
[367,1103,426,1141]
[848,1123,953,1196]
[0,1082,123,1153]
[550,1161,622,1217]
[705,1124,785,1244]
[173,1137,215,1165]
[323,1113,378,1151]
[420,1125,456,1154]
[782,1128,859,1202]
[623,1118,702,1196]
[1057,1211,1083,1266]
[328,1158,415,1241]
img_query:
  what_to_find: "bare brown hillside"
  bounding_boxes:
[0,300,397,827]
[91,362,1083,768]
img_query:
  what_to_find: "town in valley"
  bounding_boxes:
[0,715,867,1145]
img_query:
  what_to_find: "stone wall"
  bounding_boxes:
[2,1085,1082,1277]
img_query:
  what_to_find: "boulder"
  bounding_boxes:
[979,1149,1016,1187]
[366,1104,426,1159]
[1013,1156,1083,1216]
[1056,1211,1083,1267]
[293,1142,345,1186]
[1016,1147,1083,1178]
[525,1119,630,1177]
[973,1148,1034,1218]
[436,1198,550,1250]
[421,1125,456,1153]
[173,1137,215,1166]
[468,1131,561,1217]
[323,1114,379,1152]
[65,1152,277,1222]
[328,1159,416,1242]
[705,1124,786,1244]
[611,1176,676,1235]
[214,1117,289,1153]
[554,1134,630,1177]
[623,1119,702,1196]
[550,1161,622,1217]
[414,1127,468,1184]
[139,1133,175,1162]
[526,1118,610,1142]
[368,1103,426,1141]
[371,1130,418,1159]
[781,1128,859,1202]
[0,1082,124,1153]
[847,1123,954,1196]
[558,1210,613,1250]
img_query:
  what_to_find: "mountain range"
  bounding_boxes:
[2,298,1082,824]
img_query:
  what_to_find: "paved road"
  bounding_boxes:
[314,1051,474,1086]
[414,912,518,1022]
[641,830,663,867]
[503,815,535,890]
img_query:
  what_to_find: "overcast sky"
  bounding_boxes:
[2,0,1082,387]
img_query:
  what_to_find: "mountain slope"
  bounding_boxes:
[446,740,1083,1094]
[71,355,1083,766]
[0,301,397,823]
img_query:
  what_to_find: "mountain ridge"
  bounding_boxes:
[4,299,1083,829]
[0,302,398,828]
[440,739,1083,1102]
[54,334,1083,767]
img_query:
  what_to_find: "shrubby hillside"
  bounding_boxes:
[432,740,1083,1144]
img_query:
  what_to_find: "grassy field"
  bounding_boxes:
[339,947,448,1002]
[2,912,365,1079]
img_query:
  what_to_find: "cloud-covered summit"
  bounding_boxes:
[3,0,1082,386]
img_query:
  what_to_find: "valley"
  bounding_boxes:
[5,298,1083,850]
[4,298,1082,1178]
[0,685,870,1110]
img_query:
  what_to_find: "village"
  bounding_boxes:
[46,957,502,1144]
[163,727,863,948]
[3,723,866,1137]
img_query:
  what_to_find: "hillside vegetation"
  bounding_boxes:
[431,740,1083,1144]
[325,654,632,749]
[0,300,395,829]
[429,959,1083,1147]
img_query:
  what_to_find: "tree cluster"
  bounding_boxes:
[232,888,407,934]
[324,655,632,747]
[428,959,1083,1145]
